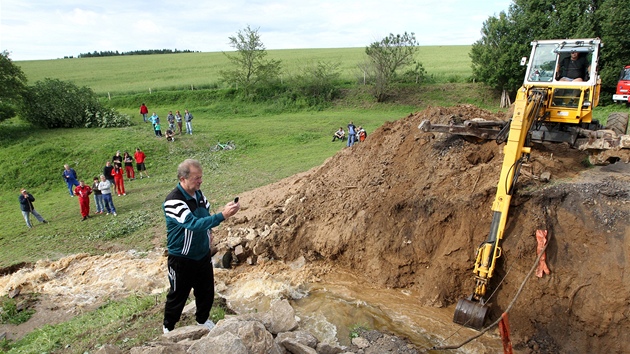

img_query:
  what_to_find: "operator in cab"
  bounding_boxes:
[556,50,590,82]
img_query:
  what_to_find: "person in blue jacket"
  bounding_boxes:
[161,159,240,333]
[62,164,79,197]
[19,188,48,228]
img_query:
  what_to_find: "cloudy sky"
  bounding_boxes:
[1,0,512,61]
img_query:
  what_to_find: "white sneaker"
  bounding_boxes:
[163,326,170,334]
[198,320,215,330]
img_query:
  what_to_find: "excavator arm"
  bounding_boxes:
[453,87,548,329]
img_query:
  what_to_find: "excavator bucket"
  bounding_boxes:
[453,298,488,330]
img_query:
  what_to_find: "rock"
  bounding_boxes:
[269,299,299,334]
[129,342,189,353]
[282,338,318,354]
[187,331,248,354]
[540,171,551,182]
[316,342,346,354]
[352,336,370,349]
[163,325,209,342]
[8,288,20,299]
[276,330,318,348]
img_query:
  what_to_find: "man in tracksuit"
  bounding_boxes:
[162,159,239,333]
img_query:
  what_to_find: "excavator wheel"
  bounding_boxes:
[605,112,629,135]
[453,298,488,330]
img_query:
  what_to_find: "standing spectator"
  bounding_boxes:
[150,112,159,129]
[19,188,48,228]
[134,147,150,178]
[111,165,126,196]
[184,109,194,135]
[175,110,183,134]
[167,111,176,131]
[112,150,123,169]
[140,103,149,123]
[161,159,240,333]
[123,151,135,180]
[103,161,115,186]
[92,177,104,214]
[98,175,117,216]
[347,121,356,147]
[155,121,163,137]
[74,180,92,221]
[62,164,80,197]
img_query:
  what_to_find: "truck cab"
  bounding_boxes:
[613,65,630,105]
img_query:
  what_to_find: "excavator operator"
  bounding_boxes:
[556,50,590,82]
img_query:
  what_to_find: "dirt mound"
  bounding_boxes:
[225,105,630,353]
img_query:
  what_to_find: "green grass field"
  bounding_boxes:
[15,46,473,96]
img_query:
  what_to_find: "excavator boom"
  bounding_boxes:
[420,38,626,330]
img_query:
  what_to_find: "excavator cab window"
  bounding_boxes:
[551,88,583,108]
[527,43,557,82]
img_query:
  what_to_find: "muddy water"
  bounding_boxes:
[219,268,504,353]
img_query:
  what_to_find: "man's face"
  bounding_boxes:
[181,166,203,192]
[571,51,578,59]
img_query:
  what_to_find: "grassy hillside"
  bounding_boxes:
[15,46,473,96]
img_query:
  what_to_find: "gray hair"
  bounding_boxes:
[177,159,202,179]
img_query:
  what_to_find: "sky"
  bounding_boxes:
[1,0,512,61]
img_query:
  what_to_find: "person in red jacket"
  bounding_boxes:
[74,180,92,221]
[140,103,149,122]
[134,147,150,179]
[111,165,126,196]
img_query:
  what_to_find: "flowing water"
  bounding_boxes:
[219,267,503,353]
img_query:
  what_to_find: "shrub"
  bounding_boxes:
[20,78,130,128]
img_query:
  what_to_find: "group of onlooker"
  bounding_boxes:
[332,122,367,146]
[140,103,194,139]
[18,148,152,226]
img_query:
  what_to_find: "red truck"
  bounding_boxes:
[613,65,630,106]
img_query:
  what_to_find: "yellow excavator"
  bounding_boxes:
[419,38,630,329]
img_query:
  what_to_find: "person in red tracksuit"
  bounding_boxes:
[74,181,92,221]
[111,165,126,196]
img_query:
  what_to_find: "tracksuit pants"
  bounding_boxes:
[163,253,214,331]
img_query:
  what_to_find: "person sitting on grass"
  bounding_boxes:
[332,127,345,142]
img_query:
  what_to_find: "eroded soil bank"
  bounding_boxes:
[226,105,630,353]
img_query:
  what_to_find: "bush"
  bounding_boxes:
[20,78,130,128]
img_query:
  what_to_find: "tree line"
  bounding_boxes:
[76,49,196,58]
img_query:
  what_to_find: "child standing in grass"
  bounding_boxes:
[155,122,163,137]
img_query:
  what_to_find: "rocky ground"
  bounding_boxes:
[1,105,629,353]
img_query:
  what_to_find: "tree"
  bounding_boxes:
[470,0,624,99]
[0,51,28,123]
[364,32,419,102]
[20,78,130,128]
[220,26,282,94]
[596,0,630,98]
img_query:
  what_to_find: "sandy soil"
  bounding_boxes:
[2,105,629,353]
